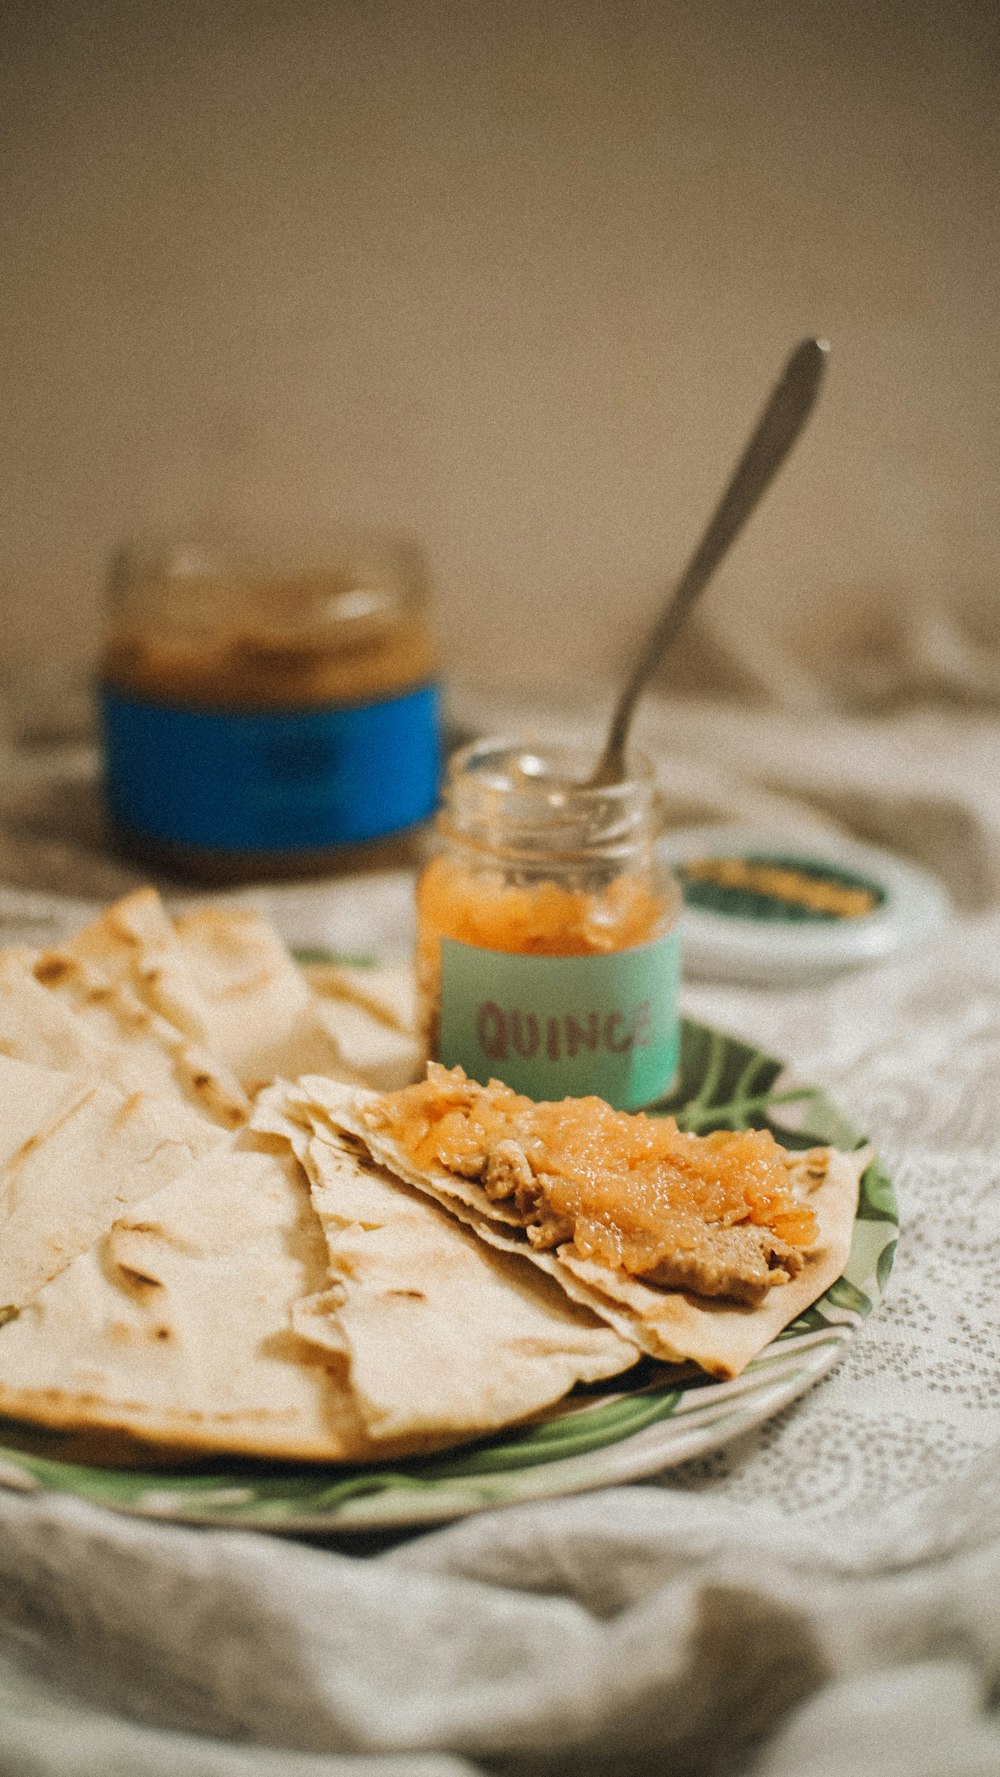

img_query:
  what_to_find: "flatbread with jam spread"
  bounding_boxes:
[284,1068,866,1380]
[0,893,635,1458]
[252,1083,638,1444]
[0,886,867,1462]
[0,1109,636,1461]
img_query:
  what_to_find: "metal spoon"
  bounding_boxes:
[589,336,830,787]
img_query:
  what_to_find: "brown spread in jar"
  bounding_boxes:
[100,538,440,882]
[103,576,435,713]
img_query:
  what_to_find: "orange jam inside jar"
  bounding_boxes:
[99,535,441,881]
[415,740,682,1111]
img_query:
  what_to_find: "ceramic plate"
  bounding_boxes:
[0,1013,896,1532]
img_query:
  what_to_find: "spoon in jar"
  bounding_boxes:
[588,336,830,788]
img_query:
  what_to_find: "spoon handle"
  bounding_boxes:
[590,336,829,787]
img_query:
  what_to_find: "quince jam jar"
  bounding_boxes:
[415,739,681,1110]
[99,536,441,881]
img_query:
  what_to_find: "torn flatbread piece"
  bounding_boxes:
[0,949,133,1084]
[252,1084,638,1443]
[64,888,364,1094]
[17,947,249,1128]
[307,995,422,1091]
[0,1055,224,1315]
[0,1132,439,1462]
[287,1068,866,1380]
[303,961,418,1036]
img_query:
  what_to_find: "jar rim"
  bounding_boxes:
[106,531,430,642]
[439,736,664,861]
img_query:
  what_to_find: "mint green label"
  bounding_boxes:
[438,933,680,1111]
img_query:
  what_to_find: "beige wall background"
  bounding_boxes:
[1,0,997,699]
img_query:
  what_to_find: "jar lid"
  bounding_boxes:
[659,823,951,986]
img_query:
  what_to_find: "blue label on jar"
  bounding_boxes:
[100,683,441,851]
[437,931,681,1111]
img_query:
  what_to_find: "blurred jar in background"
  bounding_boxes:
[99,533,441,881]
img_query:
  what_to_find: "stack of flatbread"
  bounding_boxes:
[0,889,865,1465]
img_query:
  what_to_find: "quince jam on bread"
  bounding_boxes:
[362,1064,819,1307]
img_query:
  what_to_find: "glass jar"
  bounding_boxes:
[99,533,441,881]
[415,738,682,1110]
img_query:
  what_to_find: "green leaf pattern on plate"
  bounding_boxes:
[0,1015,898,1530]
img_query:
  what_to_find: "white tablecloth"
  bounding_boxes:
[1,689,999,1776]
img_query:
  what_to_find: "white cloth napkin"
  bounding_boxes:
[2,693,1000,1775]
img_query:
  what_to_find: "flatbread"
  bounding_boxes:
[65,888,364,1094]
[0,948,112,1077]
[284,1076,867,1380]
[0,1055,225,1315]
[17,947,249,1129]
[252,1085,638,1442]
[0,1132,441,1462]
[303,961,418,1035]
[0,878,868,1462]
[308,995,422,1091]
[64,888,420,1094]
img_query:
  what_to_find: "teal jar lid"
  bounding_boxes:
[660,823,951,986]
